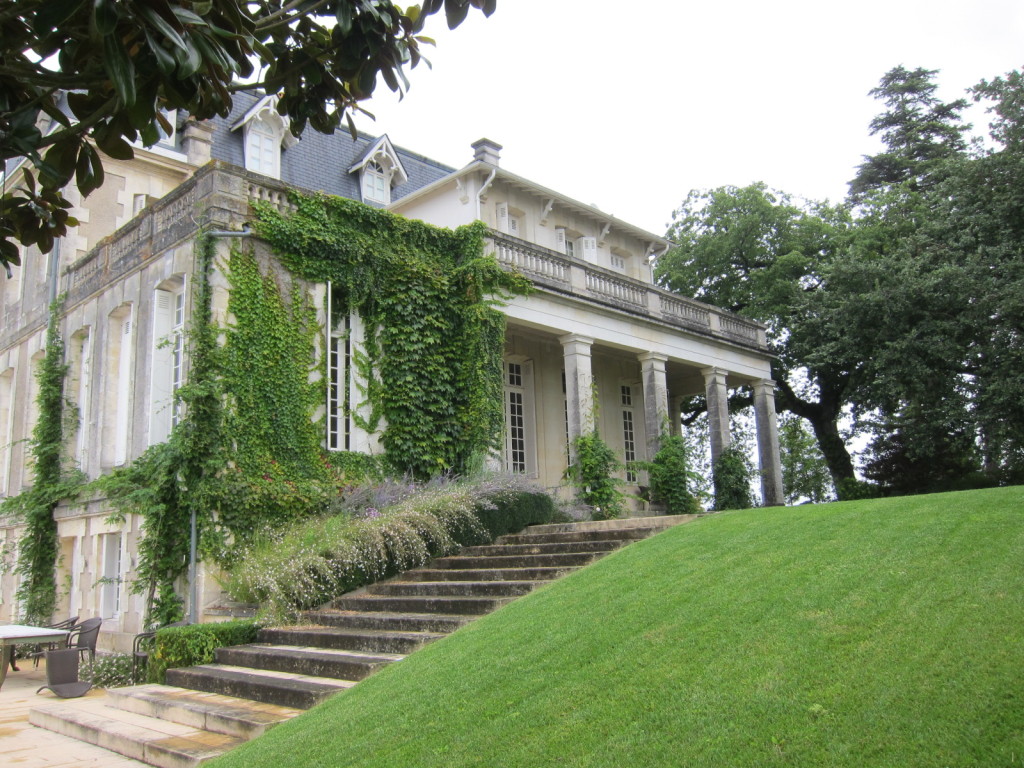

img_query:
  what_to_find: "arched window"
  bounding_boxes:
[245,115,281,178]
[362,161,390,204]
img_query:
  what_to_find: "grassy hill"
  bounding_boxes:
[209,486,1024,768]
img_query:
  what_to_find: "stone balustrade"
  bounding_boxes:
[487,231,765,350]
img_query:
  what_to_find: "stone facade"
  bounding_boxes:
[0,118,783,650]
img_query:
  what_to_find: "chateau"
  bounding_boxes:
[0,93,782,649]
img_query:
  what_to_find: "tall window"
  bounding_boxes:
[621,385,637,483]
[362,161,390,204]
[246,116,280,178]
[150,280,186,444]
[68,328,92,466]
[23,351,45,479]
[100,533,122,619]
[503,360,535,475]
[326,283,350,451]
[0,367,14,496]
[104,304,134,467]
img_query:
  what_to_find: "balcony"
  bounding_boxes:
[488,231,766,351]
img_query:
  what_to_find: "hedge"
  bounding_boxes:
[148,620,260,683]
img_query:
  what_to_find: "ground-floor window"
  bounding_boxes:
[621,385,637,482]
[504,359,536,475]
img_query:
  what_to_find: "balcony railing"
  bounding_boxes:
[57,165,764,353]
[488,231,764,349]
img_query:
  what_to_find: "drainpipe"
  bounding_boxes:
[476,169,496,221]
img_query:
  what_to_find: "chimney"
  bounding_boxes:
[471,138,502,166]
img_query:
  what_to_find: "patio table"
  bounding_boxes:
[0,624,70,690]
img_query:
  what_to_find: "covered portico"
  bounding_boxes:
[495,243,784,507]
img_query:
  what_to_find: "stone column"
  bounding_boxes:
[669,395,685,437]
[701,366,731,465]
[752,378,785,507]
[638,352,669,459]
[560,334,595,454]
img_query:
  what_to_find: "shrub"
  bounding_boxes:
[643,435,702,515]
[225,474,556,620]
[713,445,756,511]
[565,432,626,520]
[84,652,134,688]
[148,620,260,684]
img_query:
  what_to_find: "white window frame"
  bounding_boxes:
[326,282,351,452]
[99,532,123,620]
[0,367,15,496]
[621,384,638,483]
[503,358,537,476]
[150,280,186,445]
[362,161,390,204]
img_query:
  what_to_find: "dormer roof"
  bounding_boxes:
[348,134,409,187]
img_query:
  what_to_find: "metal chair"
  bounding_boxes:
[66,617,103,666]
[36,648,93,698]
[131,620,188,684]
[31,615,80,668]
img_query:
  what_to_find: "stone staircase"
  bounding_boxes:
[30,515,693,767]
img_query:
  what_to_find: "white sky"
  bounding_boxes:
[356,0,1024,236]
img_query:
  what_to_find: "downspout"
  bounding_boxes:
[476,168,496,221]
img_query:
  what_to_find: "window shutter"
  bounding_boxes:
[555,228,567,253]
[114,316,133,465]
[577,237,598,263]
[508,215,520,237]
[495,203,509,234]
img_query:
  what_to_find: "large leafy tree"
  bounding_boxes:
[0,0,495,271]
[656,183,859,493]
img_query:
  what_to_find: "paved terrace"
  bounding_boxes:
[0,659,144,767]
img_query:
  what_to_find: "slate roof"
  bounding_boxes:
[207,91,454,203]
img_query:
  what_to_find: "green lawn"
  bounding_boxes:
[210,487,1024,768]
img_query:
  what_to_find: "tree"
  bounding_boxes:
[656,183,861,492]
[0,0,495,271]
[848,65,969,201]
[811,68,1024,492]
[778,413,832,504]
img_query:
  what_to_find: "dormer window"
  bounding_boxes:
[349,135,409,206]
[363,161,390,204]
[246,116,280,177]
[232,95,296,180]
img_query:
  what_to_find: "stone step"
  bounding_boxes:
[331,594,512,616]
[457,540,625,556]
[365,579,544,598]
[496,528,659,545]
[216,644,402,681]
[400,566,570,582]
[259,625,445,655]
[521,514,696,535]
[106,684,301,740]
[299,610,473,634]
[30,697,244,768]
[427,552,601,570]
[166,664,353,710]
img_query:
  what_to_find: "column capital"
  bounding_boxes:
[558,333,594,350]
[637,351,669,366]
[752,377,777,390]
[700,366,729,381]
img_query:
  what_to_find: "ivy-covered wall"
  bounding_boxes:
[252,191,530,480]
[4,191,528,626]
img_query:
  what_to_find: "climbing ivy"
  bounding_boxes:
[95,233,225,625]
[252,192,529,479]
[3,302,83,623]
